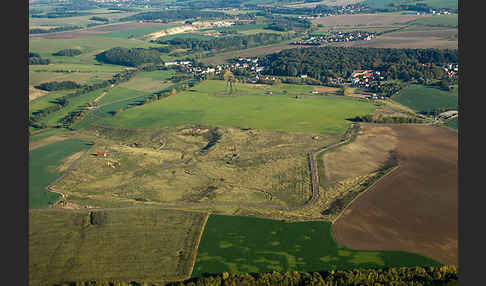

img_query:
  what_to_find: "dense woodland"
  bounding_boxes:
[158,33,292,53]
[35,81,82,91]
[29,52,50,65]
[50,266,458,286]
[265,16,311,32]
[263,47,457,83]
[95,48,163,67]
[53,49,83,57]
[120,9,230,22]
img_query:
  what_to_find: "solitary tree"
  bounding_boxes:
[223,70,237,94]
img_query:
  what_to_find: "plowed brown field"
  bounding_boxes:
[312,13,428,27]
[329,28,458,49]
[331,124,458,265]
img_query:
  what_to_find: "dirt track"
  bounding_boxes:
[331,124,458,265]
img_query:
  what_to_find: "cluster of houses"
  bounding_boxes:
[165,57,265,79]
[292,31,375,45]
[349,69,384,88]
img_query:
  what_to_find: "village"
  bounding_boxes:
[161,58,458,103]
[292,31,375,45]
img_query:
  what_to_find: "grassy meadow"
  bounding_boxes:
[410,14,458,28]
[445,117,458,129]
[392,84,458,113]
[192,214,441,277]
[363,0,458,9]
[29,36,162,62]
[99,24,180,39]
[29,139,93,209]
[96,80,376,134]
[29,208,207,285]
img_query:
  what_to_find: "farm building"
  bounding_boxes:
[95,152,106,157]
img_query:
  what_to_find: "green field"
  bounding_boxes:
[30,36,162,61]
[97,86,149,106]
[446,117,458,129]
[29,90,72,116]
[29,208,207,285]
[363,0,458,9]
[410,14,458,27]
[35,88,107,127]
[393,84,458,113]
[192,214,440,277]
[96,80,376,134]
[99,24,179,39]
[29,139,93,209]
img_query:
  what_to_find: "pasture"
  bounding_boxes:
[98,80,376,134]
[29,36,160,63]
[99,24,180,39]
[191,214,440,277]
[363,0,458,9]
[393,84,458,113]
[29,208,208,285]
[34,88,106,128]
[29,138,93,209]
[50,125,335,210]
[410,14,458,28]
[332,124,458,265]
[446,117,458,129]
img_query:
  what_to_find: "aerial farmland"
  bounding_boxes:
[28,0,459,285]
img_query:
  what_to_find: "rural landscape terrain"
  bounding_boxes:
[29,0,459,285]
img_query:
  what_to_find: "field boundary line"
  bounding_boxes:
[46,147,94,207]
[331,165,400,225]
[185,212,211,280]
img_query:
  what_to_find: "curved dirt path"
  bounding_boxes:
[331,124,458,265]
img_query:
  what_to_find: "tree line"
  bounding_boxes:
[264,16,312,32]
[29,69,138,129]
[29,24,97,34]
[120,9,230,23]
[53,49,83,57]
[157,33,292,53]
[351,114,426,124]
[95,47,164,67]
[35,81,82,91]
[51,265,458,286]
[29,52,50,65]
[262,46,457,82]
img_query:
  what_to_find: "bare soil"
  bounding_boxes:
[29,85,48,102]
[313,14,429,27]
[329,28,457,49]
[331,124,458,265]
[200,44,311,65]
[323,124,398,185]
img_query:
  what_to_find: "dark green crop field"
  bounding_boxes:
[393,84,458,113]
[29,139,93,209]
[191,214,440,277]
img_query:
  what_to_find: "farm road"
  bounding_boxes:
[31,124,358,214]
